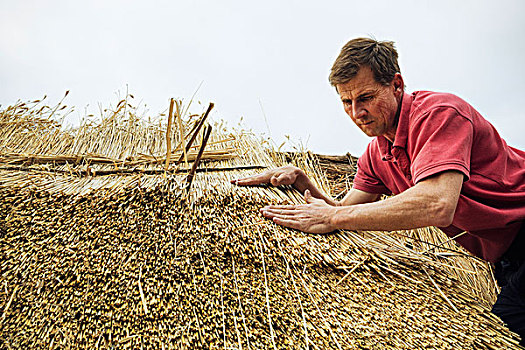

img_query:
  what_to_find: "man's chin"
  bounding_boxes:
[360,128,378,138]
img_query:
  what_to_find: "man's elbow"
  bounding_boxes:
[431,199,456,227]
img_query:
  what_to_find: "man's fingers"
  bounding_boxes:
[261,207,306,223]
[231,178,254,186]
[261,208,293,219]
[263,204,298,209]
[231,166,299,187]
[261,204,298,210]
[267,212,303,220]
[304,189,312,203]
[232,173,271,186]
[272,216,302,230]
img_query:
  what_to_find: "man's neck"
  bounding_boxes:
[384,93,404,143]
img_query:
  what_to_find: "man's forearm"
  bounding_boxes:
[332,191,450,230]
[331,172,463,231]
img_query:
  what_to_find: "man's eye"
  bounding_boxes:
[360,96,372,102]
[343,100,352,106]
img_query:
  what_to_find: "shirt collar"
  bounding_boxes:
[377,92,413,161]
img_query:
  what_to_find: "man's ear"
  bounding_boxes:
[392,73,404,96]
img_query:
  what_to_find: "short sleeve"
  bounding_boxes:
[352,144,392,195]
[410,106,473,184]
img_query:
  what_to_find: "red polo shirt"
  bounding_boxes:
[353,91,525,262]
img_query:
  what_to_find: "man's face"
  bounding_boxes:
[336,67,404,142]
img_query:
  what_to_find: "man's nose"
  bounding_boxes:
[352,104,366,119]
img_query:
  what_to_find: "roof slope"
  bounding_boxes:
[0,96,521,349]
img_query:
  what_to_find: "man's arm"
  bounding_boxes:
[233,166,382,206]
[261,170,463,233]
[332,171,463,230]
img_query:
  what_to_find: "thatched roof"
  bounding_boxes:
[0,95,522,349]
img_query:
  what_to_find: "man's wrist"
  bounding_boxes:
[293,168,308,190]
[295,167,307,181]
[330,205,353,231]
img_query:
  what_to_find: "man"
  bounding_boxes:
[232,38,525,343]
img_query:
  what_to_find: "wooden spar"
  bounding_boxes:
[185,124,212,189]
[176,103,214,165]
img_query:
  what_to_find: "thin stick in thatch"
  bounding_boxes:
[421,231,467,255]
[165,98,174,171]
[0,164,267,177]
[1,285,18,321]
[138,266,149,315]
[424,268,459,313]
[257,233,277,350]
[185,124,212,189]
[175,100,189,169]
[177,102,214,165]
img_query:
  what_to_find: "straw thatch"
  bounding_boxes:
[0,95,522,349]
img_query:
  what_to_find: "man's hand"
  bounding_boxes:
[260,189,337,234]
[231,166,338,206]
[231,166,304,187]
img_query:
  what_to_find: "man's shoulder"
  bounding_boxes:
[410,90,472,119]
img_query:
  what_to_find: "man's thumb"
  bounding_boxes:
[304,189,313,203]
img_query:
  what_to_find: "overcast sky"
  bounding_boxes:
[1,0,524,156]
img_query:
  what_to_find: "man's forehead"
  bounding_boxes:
[337,80,379,97]
[336,67,380,97]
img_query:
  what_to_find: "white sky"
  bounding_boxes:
[1,0,524,156]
